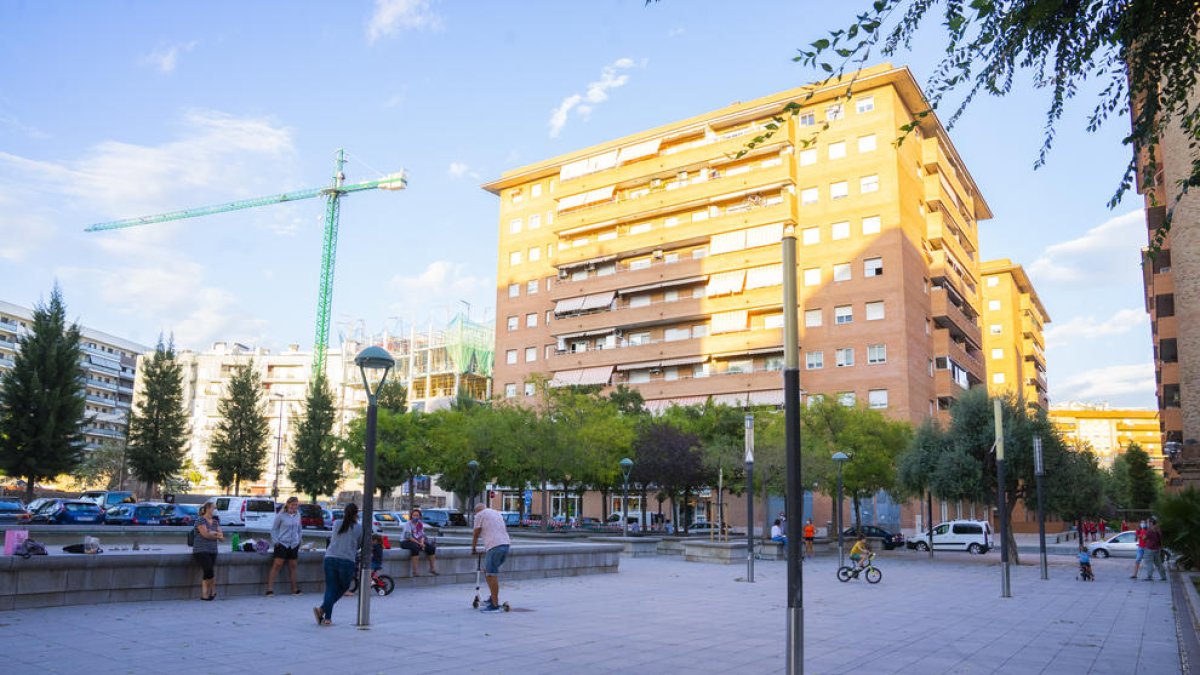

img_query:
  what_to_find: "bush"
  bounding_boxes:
[1155,487,1200,570]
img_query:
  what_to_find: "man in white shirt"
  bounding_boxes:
[472,504,513,612]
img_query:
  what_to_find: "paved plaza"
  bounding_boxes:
[0,550,1187,674]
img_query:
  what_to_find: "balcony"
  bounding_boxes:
[934,369,968,396]
[625,370,785,406]
[553,284,786,338]
[553,193,795,269]
[1023,344,1046,370]
[931,289,982,349]
[928,250,979,305]
[548,328,785,372]
[1026,371,1048,393]
[933,331,981,373]
[86,378,118,393]
[926,208,975,268]
[921,137,974,220]
[555,161,794,233]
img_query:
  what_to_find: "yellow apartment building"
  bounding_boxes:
[1049,403,1164,468]
[980,259,1050,409]
[484,64,990,426]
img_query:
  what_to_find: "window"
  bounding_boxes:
[529,279,539,294]
[504,384,517,398]
[664,216,679,227]
[726,359,753,375]
[508,283,520,298]
[526,313,537,328]
[838,391,856,406]
[509,251,521,266]
[765,356,784,371]
[805,309,822,327]
[505,350,517,365]
[665,327,691,342]
[833,263,852,282]
[664,367,679,381]
[831,221,850,240]
[510,219,522,234]
[630,222,652,235]
[664,289,679,303]
[865,301,885,321]
[692,324,708,338]
[528,247,541,262]
[986,276,1000,287]
[860,174,879,194]
[801,187,819,204]
[830,181,848,200]
[692,247,708,259]
[799,112,815,126]
[597,263,616,277]
[991,348,1003,360]
[828,141,846,160]
[546,310,553,324]
[928,359,934,376]
[628,332,650,346]
[826,104,843,121]
[628,370,651,384]
[629,294,651,308]
[765,313,785,329]
[835,305,853,324]
[867,344,886,364]
[524,382,536,397]
[802,227,820,245]
[988,300,1001,311]
[629,258,651,270]
[990,324,1002,334]
[864,257,883,277]
[993,373,1006,384]
[803,268,821,286]
[528,213,541,230]
[806,351,824,369]
[855,96,875,113]
[507,316,518,331]
[858,134,877,153]
[799,148,817,166]
[868,389,888,409]
[525,347,537,363]
[862,216,881,234]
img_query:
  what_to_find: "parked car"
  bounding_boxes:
[204,496,276,528]
[24,497,52,515]
[0,499,31,524]
[840,525,906,551]
[79,491,137,511]
[906,520,992,554]
[163,504,199,526]
[31,499,105,524]
[105,502,170,526]
[299,503,331,530]
[1088,530,1139,558]
[374,511,404,529]
[421,508,466,528]
[332,513,384,536]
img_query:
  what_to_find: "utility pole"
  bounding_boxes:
[744,412,755,583]
[272,393,285,501]
[994,399,1011,598]
[1034,436,1047,580]
[782,226,804,675]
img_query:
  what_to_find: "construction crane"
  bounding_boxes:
[85,149,407,373]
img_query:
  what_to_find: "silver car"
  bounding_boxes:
[1088,530,1139,558]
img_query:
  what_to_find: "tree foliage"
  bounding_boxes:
[1155,486,1200,570]
[288,374,341,503]
[0,286,87,500]
[206,362,269,495]
[72,439,129,490]
[1123,443,1161,510]
[126,336,189,494]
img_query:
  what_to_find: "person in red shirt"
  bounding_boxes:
[1142,517,1167,581]
[803,519,815,559]
[1130,520,1148,579]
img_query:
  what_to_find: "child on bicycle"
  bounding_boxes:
[1077,544,1093,581]
[849,535,871,569]
[370,534,384,582]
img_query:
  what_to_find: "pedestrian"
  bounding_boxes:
[472,503,512,613]
[771,518,787,544]
[1130,520,1148,579]
[1099,520,1107,539]
[399,507,438,576]
[803,518,816,559]
[266,496,302,596]
[313,503,360,626]
[1142,516,1168,582]
[192,502,224,601]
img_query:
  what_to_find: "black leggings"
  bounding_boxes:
[400,540,436,556]
[193,551,217,580]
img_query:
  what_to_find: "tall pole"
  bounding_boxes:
[994,399,1011,598]
[622,477,629,537]
[782,226,804,675]
[357,393,379,626]
[468,461,479,528]
[1034,436,1047,580]
[836,463,845,568]
[745,412,755,583]
[926,491,934,560]
[272,393,285,501]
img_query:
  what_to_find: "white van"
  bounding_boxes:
[205,496,276,530]
[907,520,992,554]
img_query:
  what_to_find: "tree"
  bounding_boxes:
[206,362,269,495]
[72,438,129,490]
[125,336,189,496]
[0,286,87,500]
[288,374,341,503]
[1123,443,1161,510]
[634,417,706,532]
[728,0,1200,245]
[1155,486,1200,570]
[342,407,431,507]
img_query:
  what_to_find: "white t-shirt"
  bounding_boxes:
[771,524,784,539]
[475,508,512,551]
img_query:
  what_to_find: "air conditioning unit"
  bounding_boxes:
[653,249,664,259]
[557,269,569,279]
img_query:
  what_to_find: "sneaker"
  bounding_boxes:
[480,603,502,613]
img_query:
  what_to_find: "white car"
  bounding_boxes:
[205,496,276,529]
[907,520,992,554]
[1088,530,1139,558]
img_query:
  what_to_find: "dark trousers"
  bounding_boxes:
[321,557,356,621]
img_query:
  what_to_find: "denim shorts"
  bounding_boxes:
[484,544,510,575]
[1135,547,1145,562]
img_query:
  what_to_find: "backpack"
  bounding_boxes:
[15,539,47,558]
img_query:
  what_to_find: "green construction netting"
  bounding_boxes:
[444,313,494,378]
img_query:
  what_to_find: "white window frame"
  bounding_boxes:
[860,174,879,194]
[806,351,824,370]
[834,305,853,325]
[855,96,875,114]
[858,134,877,153]
[802,227,821,246]
[830,181,848,200]
[803,268,821,286]
[505,350,517,365]
[864,257,883,277]
[836,348,855,367]
[868,389,888,409]
[867,344,886,364]
[833,263,852,282]
[804,309,822,327]
[862,216,881,234]
[799,148,817,166]
[828,141,846,160]
[831,221,850,240]
[865,301,885,321]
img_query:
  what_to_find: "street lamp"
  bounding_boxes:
[832,452,850,568]
[467,460,479,527]
[272,392,285,502]
[781,225,804,675]
[1034,436,1047,580]
[354,345,395,629]
[619,457,633,537]
[744,412,755,583]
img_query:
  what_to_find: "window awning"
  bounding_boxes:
[712,346,783,360]
[557,184,615,212]
[659,355,708,367]
[555,328,616,341]
[643,389,784,411]
[617,138,662,163]
[554,296,587,314]
[558,253,618,271]
[551,366,613,387]
[616,275,708,295]
[706,269,746,296]
[579,291,615,312]
[549,369,584,387]
[616,360,663,372]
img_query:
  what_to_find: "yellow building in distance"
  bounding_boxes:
[1049,403,1164,467]
[980,259,1050,409]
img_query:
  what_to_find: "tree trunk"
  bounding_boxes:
[1005,499,1021,565]
[24,477,35,503]
[407,474,415,511]
[600,488,609,520]
[761,474,770,544]
[540,476,549,532]
[640,485,648,529]
[853,493,862,530]
[234,476,240,496]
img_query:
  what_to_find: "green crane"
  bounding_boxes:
[85,149,407,373]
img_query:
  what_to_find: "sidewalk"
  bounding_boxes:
[0,553,1183,674]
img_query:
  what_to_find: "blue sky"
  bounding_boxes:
[0,0,1153,408]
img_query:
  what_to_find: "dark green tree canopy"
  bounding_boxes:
[126,336,189,493]
[288,373,341,502]
[206,361,269,495]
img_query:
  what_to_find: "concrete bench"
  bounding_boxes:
[683,540,748,565]
[591,537,661,557]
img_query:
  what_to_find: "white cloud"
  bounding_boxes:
[549,58,642,138]
[1044,308,1149,349]
[668,27,686,37]
[447,161,477,179]
[140,41,198,74]
[1053,363,1156,402]
[1027,210,1146,285]
[367,0,442,44]
[389,260,493,323]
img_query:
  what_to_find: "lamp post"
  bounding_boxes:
[744,412,755,583]
[781,225,804,675]
[467,460,479,527]
[354,345,395,628]
[994,399,1011,598]
[272,392,285,502]
[1034,436,1047,580]
[619,458,633,537]
[832,452,849,568]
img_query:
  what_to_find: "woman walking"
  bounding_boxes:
[314,503,360,626]
[267,496,302,595]
[192,502,224,601]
